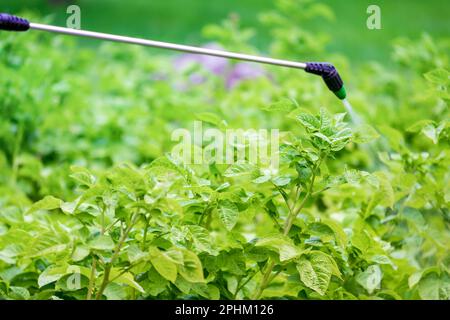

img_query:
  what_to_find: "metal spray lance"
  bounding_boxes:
[0,13,347,100]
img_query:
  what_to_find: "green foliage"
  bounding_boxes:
[0,1,448,300]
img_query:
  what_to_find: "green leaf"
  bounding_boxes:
[272,175,291,186]
[253,175,271,184]
[418,272,450,300]
[217,200,239,231]
[319,108,332,128]
[195,112,226,128]
[378,126,405,151]
[409,271,423,289]
[69,166,96,187]
[422,124,438,144]
[187,225,215,254]
[173,275,190,294]
[313,132,332,144]
[406,120,435,133]
[424,68,449,85]
[178,250,204,283]
[26,196,63,214]
[377,176,395,208]
[127,245,148,264]
[109,269,145,293]
[356,265,382,294]
[104,282,127,300]
[351,229,372,253]
[88,235,115,251]
[370,255,396,269]
[149,247,178,282]
[71,246,90,262]
[149,155,192,180]
[9,286,30,300]
[297,113,321,130]
[223,162,258,178]
[207,284,220,300]
[256,236,301,262]
[353,124,380,144]
[0,245,20,264]
[321,219,347,247]
[297,251,339,296]
[38,265,69,287]
[164,248,185,265]
[332,128,352,141]
[145,268,170,296]
[263,98,297,112]
[60,198,81,215]
[28,244,67,258]
[366,172,395,215]
[308,222,335,243]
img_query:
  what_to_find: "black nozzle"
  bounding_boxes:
[305,62,346,100]
[0,13,30,32]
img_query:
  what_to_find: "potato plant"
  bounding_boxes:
[0,0,449,300]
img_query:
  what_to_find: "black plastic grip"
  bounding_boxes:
[0,13,30,32]
[305,62,344,92]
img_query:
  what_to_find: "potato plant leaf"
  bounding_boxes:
[149,247,178,282]
[256,236,301,262]
[88,235,115,251]
[26,196,63,214]
[297,251,340,296]
[178,250,205,283]
[217,200,239,231]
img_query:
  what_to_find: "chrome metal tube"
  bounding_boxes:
[29,23,307,70]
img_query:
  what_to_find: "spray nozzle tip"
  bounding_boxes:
[305,62,346,100]
[334,85,347,100]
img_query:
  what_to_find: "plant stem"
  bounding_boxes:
[104,219,120,233]
[253,155,325,299]
[283,192,310,236]
[95,265,111,300]
[100,203,106,234]
[252,260,275,299]
[108,260,146,284]
[198,204,212,226]
[95,213,139,299]
[232,272,256,299]
[86,257,97,300]
[142,215,149,250]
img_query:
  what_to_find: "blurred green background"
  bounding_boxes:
[3,0,449,63]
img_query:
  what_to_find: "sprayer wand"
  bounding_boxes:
[0,13,347,100]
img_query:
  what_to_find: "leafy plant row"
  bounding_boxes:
[0,0,449,300]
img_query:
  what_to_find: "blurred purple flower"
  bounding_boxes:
[174,43,229,76]
[172,43,267,90]
[226,63,265,89]
[189,73,205,85]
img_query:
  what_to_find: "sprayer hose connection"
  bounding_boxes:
[0,13,30,31]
